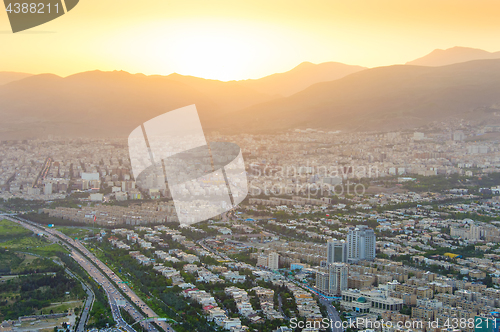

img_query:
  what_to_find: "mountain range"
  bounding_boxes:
[1,46,500,139]
[222,59,500,133]
[236,61,366,96]
[407,46,500,67]
[0,72,33,86]
[0,61,367,139]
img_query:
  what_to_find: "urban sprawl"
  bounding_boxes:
[3,122,500,332]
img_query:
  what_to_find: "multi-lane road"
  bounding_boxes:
[319,297,344,332]
[67,238,175,332]
[69,248,140,332]
[9,216,175,332]
[64,267,95,332]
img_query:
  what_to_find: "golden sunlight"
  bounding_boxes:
[101,19,306,81]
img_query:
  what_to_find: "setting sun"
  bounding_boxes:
[2,0,500,79]
[99,19,309,81]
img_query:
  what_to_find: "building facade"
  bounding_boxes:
[327,239,347,264]
[316,263,348,296]
[268,252,279,270]
[347,226,376,262]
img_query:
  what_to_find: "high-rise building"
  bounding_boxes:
[256,252,280,270]
[316,263,348,296]
[327,239,347,264]
[328,263,348,296]
[469,224,484,241]
[268,252,279,270]
[347,226,376,262]
[316,271,329,293]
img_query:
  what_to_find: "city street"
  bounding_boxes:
[320,298,344,332]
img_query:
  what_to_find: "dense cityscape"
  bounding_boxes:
[3,0,500,331]
[1,121,500,332]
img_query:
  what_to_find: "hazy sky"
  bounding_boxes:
[1,0,500,80]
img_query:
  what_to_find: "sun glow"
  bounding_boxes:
[104,20,304,81]
[4,0,500,79]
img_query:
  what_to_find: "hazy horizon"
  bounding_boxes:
[3,0,500,80]
[2,46,500,82]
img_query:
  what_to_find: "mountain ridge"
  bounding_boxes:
[3,51,500,139]
[406,46,500,67]
[218,59,500,133]
[0,72,33,86]
[235,61,366,96]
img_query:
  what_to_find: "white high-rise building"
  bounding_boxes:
[469,225,484,241]
[347,226,376,262]
[316,263,348,296]
[328,263,348,296]
[327,239,347,264]
[268,252,279,270]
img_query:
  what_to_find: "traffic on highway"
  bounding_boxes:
[9,216,175,332]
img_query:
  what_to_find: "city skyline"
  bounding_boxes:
[3,1,500,330]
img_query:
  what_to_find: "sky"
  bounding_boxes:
[1,0,500,81]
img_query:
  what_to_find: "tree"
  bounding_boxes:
[400,305,411,315]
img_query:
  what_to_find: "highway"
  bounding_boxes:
[70,248,140,332]
[9,217,174,332]
[64,268,95,332]
[319,297,344,332]
[61,236,175,332]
